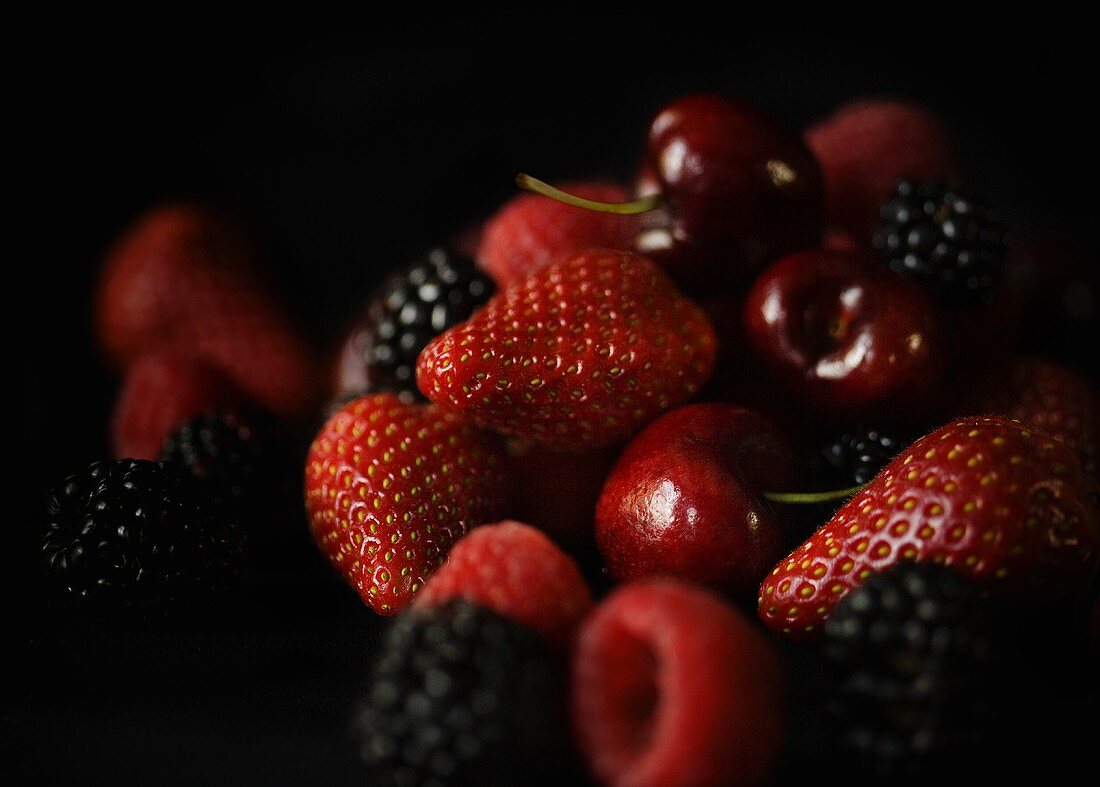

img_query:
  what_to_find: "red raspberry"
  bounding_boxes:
[111,353,245,460]
[477,182,641,287]
[571,580,783,787]
[414,521,592,647]
[805,100,959,238]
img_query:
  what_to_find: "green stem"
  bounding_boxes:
[762,484,867,505]
[515,173,664,215]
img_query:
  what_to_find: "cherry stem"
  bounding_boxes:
[762,484,866,505]
[515,173,664,215]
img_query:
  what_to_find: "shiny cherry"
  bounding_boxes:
[595,403,797,596]
[635,95,825,289]
[743,248,945,423]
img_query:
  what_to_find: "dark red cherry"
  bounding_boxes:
[635,95,825,290]
[595,403,798,596]
[743,248,946,424]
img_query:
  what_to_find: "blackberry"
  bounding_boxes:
[160,411,261,508]
[356,601,575,786]
[817,425,912,486]
[874,180,1006,306]
[823,562,993,779]
[360,247,495,398]
[41,459,243,605]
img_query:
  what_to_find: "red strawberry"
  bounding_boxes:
[96,203,320,421]
[416,249,717,448]
[110,353,246,460]
[759,416,1100,641]
[413,521,593,647]
[477,182,641,288]
[304,393,508,615]
[963,357,1099,477]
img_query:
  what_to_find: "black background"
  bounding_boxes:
[11,20,1098,786]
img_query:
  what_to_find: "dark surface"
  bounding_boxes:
[12,21,1099,786]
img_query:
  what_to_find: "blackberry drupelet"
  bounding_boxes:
[823,562,993,779]
[817,425,912,486]
[41,459,243,605]
[360,247,495,398]
[160,411,260,507]
[356,601,575,786]
[874,180,1005,306]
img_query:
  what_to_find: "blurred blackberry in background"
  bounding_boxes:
[816,425,912,487]
[874,180,1005,306]
[41,459,242,605]
[161,411,261,509]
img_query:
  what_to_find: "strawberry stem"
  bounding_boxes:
[515,173,664,215]
[762,484,866,505]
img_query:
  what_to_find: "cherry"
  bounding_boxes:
[518,94,825,291]
[595,403,799,596]
[743,248,946,424]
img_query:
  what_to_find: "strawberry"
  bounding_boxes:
[96,203,320,422]
[416,249,717,448]
[110,352,246,460]
[759,416,1100,641]
[304,393,508,615]
[476,182,641,288]
[963,357,1099,477]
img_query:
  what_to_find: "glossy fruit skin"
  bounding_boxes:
[759,417,1100,641]
[477,181,642,287]
[635,94,824,290]
[417,249,717,449]
[743,248,945,423]
[304,393,508,615]
[805,99,959,238]
[96,203,320,421]
[571,580,783,787]
[596,404,797,596]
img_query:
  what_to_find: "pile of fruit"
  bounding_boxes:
[41,95,1099,785]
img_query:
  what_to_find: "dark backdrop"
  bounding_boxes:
[11,21,1097,786]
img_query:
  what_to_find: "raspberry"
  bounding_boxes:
[805,100,958,238]
[476,182,641,287]
[414,521,592,647]
[571,580,782,787]
[111,353,245,460]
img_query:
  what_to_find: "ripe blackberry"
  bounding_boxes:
[160,411,261,508]
[359,247,495,398]
[874,180,1006,306]
[41,459,243,605]
[356,600,575,786]
[823,562,993,779]
[817,425,912,486]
